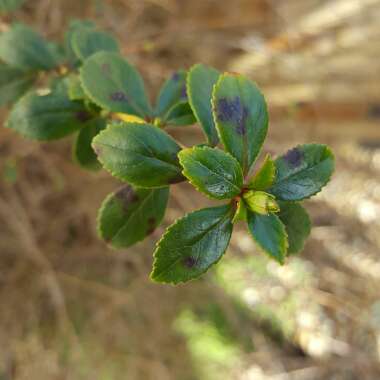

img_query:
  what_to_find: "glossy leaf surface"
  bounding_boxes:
[212,73,268,174]
[187,64,220,146]
[247,211,288,264]
[92,122,183,187]
[179,146,243,199]
[151,204,233,284]
[269,144,335,201]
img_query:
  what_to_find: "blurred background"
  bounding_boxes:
[1,0,380,379]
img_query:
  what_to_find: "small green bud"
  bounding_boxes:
[243,190,279,215]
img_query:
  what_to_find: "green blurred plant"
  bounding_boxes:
[0,10,335,284]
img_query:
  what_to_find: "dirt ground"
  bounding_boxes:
[1,1,380,379]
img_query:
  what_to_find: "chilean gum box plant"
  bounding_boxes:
[0,0,335,284]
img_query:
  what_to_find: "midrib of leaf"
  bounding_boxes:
[112,190,155,241]
[153,209,231,278]
[185,157,240,194]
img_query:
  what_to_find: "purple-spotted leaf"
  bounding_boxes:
[80,51,152,117]
[179,146,243,200]
[92,122,183,188]
[269,144,335,201]
[98,185,169,249]
[187,64,220,146]
[155,70,187,117]
[151,204,234,284]
[248,154,275,190]
[5,86,93,140]
[278,201,311,255]
[247,211,288,264]
[212,73,268,175]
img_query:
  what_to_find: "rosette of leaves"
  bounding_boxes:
[92,64,335,285]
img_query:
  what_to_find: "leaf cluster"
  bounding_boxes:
[0,18,335,284]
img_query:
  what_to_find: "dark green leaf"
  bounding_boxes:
[0,24,59,70]
[247,211,288,264]
[179,146,243,199]
[0,0,25,13]
[80,51,152,117]
[151,204,234,284]
[73,118,106,170]
[269,144,335,201]
[165,101,196,126]
[187,64,220,146]
[92,122,183,188]
[278,201,311,255]
[0,64,35,106]
[248,154,275,190]
[64,19,95,65]
[212,73,268,175]
[155,70,187,117]
[98,185,169,248]
[72,28,119,62]
[6,87,93,140]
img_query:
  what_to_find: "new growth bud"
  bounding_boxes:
[242,190,279,215]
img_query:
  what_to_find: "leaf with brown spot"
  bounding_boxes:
[97,185,169,249]
[151,204,233,284]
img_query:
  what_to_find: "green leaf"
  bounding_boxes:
[187,64,220,146]
[232,199,247,223]
[165,102,196,126]
[151,204,233,284]
[0,0,25,13]
[98,184,169,249]
[80,51,152,117]
[269,144,335,201]
[0,64,35,106]
[278,201,311,255]
[92,122,183,188]
[0,24,59,70]
[243,190,279,215]
[66,74,87,101]
[248,154,275,190]
[64,19,95,66]
[155,70,187,117]
[212,73,268,175]
[6,87,93,140]
[247,211,288,264]
[72,28,119,62]
[73,118,106,170]
[179,146,243,200]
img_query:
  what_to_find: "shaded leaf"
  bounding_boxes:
[151,204,233,284]
[0,24,59,70]
[73,118,106,170]
[248,154,275,190]
[98,184,169,248]
[179,146,243,199]
[72,28,119,62]
[6,87,93,140]
[92,122,183,188]
[155,70,187,117]
[247,211,288,264]
[165,101,196,126]
[212,73,268,174]
[278,201,311,255]
[0,64,35,106]
[269,144,335,201]
[80,51,152,117]
[187,64,220,146]
[66,74,87,101]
